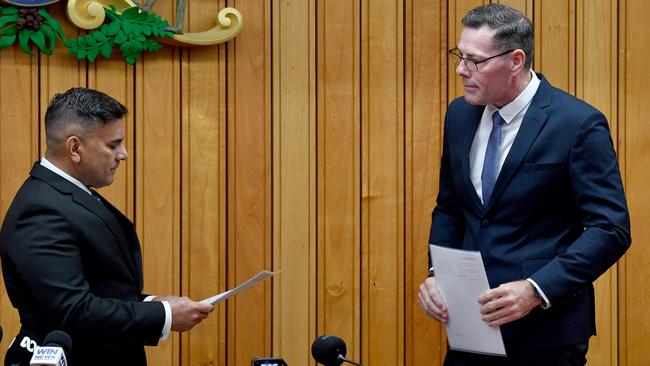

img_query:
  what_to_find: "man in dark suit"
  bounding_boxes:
[0,87,213,365]
[417,4,631,365]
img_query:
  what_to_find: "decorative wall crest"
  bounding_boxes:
[0,0,242,63]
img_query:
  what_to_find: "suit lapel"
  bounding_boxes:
[484,76,553,211]
[30,163,140,286]
[459,104,486,214]
[71,190,141,285]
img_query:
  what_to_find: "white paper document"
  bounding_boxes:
[429,244,506,356]
[200,270,279,305]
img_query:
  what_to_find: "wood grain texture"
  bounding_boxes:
[136,0,181,360]
[361,1,405,365]
[534,0,575,92]
[0,1,646,365]
[620,0,649,364]
[405,0,446,365]
[227,1,272,365]
[180,0,227,365]
[316,0,362,363]
[272,0,317,365]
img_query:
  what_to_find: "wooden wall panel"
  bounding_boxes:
[180,0,227,364]
[620,0,649,364]
[272,0,316,365]
[137,2,181,364]
[1,1,649,365]
[405,0,446,365]
[227,1,272,365]
[316,0,361,362]
[534,0,575,92]
[0,47,38,354]
[361,1,404,365]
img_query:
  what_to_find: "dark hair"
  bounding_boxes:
[44,87,127,145]
[462,4,534,70]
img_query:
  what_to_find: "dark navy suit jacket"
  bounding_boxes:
[0,163,165,365]
[429,75,631,350]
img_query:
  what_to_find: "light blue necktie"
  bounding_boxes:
[481,111,504,206]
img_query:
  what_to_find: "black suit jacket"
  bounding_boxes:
[429,75,631,351]
[0,163,165,365]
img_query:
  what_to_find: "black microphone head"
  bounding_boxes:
[311,335,346,366]
[42,330,72,354]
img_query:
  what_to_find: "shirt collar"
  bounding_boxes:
[487,70,541,123]
[40,157,93,195]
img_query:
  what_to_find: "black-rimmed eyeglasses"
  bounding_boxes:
[448,47,516,72]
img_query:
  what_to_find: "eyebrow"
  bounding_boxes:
[455,47,481,59]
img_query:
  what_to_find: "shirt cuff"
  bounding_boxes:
[526,278,551,309]
[143,296,172,340]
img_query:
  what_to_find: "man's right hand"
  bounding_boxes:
[417,276,448,323]
[158,296,214,332]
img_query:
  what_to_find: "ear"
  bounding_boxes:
[65,135,83,163]
[511,49,526,73]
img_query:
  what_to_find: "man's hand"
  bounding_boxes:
[478,280,541,327]
[156,296,214,332]
[417,276,448,323]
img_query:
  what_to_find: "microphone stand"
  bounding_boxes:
[338,354,364,366]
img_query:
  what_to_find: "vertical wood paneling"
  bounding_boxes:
[405,0,446,365]
[0,47,39,354]
[272,0,316,365]
[137,2,181,365]
[316,0,362,362]
[1,2,649,365]
[534,0,575,92]
[620,0,649,364]
[227,1,272,365]
[180,0,227,365]
[361,1,404,365]
[576,1,619,364]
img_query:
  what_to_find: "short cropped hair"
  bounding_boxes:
[44,87,127,147]
[462,4,534,70]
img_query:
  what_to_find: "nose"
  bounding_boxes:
[456,60,471,77]
[117,145,128,161]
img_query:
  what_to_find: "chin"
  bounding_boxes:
[463,94,484,105]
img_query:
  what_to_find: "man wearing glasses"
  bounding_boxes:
[417,4,630,365]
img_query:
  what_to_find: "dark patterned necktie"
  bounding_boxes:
[90,190,103,205]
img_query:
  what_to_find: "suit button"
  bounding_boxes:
[482,219,489,227]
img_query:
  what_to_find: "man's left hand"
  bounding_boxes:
[478,280,542,327]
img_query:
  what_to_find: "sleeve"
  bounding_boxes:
[5,203,165,345]
[528,110,631,302]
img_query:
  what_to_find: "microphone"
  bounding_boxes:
[29,331,72,366]
[311,335,363,366]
